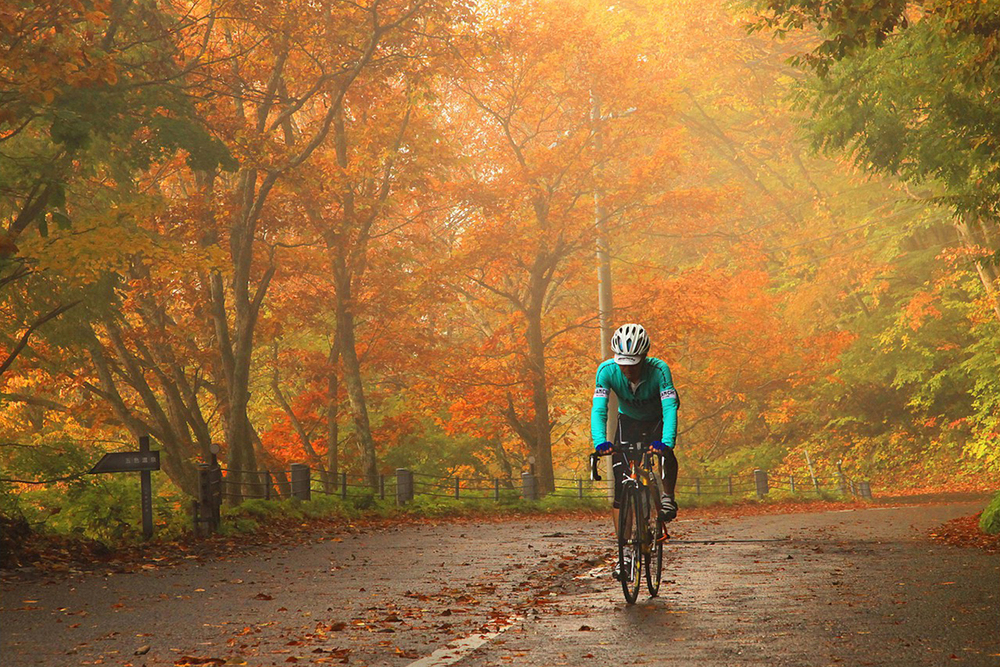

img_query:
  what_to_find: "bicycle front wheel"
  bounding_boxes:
[646,514,664,597]
[618,484,642,604]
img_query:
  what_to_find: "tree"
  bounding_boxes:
[0,0,231,383]
[442,0,685,493]
[751,0,1000,318]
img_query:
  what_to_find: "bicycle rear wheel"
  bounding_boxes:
[618,484,642,604]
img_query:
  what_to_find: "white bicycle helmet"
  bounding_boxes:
[611,323,650,365]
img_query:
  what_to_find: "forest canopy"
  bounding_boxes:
[2,0,997,535]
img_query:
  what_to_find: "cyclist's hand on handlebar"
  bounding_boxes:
[595,441,613,454]
[649,440,668,452]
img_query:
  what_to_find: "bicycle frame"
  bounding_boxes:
[591,442,667,541]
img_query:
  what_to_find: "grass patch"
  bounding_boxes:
[674,486,851,508]
[979,491,1000,535]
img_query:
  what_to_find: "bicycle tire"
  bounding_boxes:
[646,510,664,597]
[618,484,642,604]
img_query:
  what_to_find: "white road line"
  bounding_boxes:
[404,616,521,667]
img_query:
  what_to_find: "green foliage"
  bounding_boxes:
[217,493,399,535]
[404,494,493,517]
[0,440,193,544]
[979,491,1000,535]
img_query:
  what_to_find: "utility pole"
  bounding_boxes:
[592,93,617,496]
[592,93,615,369]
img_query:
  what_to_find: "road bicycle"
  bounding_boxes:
[591,441,669,604]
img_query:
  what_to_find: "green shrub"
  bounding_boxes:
[219,516,260,535]
[979,491,1000,535]
[236,498,287,519]
[536,494,605,512]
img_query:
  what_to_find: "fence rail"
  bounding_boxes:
[191,459,873,534]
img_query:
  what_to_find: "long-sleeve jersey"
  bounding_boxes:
[590,357,679,447]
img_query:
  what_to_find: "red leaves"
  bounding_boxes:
[931,513,1000,554]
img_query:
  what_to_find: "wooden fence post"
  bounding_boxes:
[196,463,221,534]
[728,476,733,495]
[754,469,769,499]
[494,478,500,502]
[340,471,347,499]
[454,477,460,500]
[578,478,584,499]
[290,463,311,500]
[521,471,537,501]
[379,474,386,500]
[395,468,414,505]
[789,475,795,493]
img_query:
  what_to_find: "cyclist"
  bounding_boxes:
[591,323,679,580]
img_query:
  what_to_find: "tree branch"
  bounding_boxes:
[0,300,80,378]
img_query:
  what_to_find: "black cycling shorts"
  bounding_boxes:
[611,414,663,509]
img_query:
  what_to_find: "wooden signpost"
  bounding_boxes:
[88,435,159,539]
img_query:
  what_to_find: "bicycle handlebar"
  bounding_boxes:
[589,443,665,482]
[589,447,615,481]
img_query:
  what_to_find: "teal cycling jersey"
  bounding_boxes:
[590,356,679,447]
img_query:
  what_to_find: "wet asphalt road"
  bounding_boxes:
[2,501,997,666]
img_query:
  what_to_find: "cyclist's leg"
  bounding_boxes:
[662,446,678,496]
[647,419,679,520]
[611,416,630,579]
[610,414,629,531]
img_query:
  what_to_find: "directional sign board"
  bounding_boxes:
[88,450,160,474]
[88,436,159,539]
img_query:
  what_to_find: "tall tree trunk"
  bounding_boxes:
[525,303,554,494]
[326,108,379,489]
[332,258,379,489]
[226,186,258,498]
[327,338,341,483]
[217,166,279,499]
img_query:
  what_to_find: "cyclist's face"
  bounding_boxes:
[619,358,644,382]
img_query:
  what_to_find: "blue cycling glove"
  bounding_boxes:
[649,440,671,452]
[595,441,613,454]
